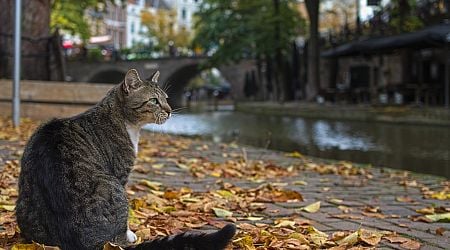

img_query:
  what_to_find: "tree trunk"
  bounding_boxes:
[305,0,320,100]
[0,0,51,80]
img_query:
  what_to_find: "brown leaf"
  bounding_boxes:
[384,235,409,243]
[435,227,446,236]
[359,229,381,246]
[400,240,421,250]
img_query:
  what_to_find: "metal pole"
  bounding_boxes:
[13,0,22,127]
[445,41,449,109]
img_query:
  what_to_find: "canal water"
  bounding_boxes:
[145,111,450,178]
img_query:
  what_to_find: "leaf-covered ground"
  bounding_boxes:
[0,117,449,249]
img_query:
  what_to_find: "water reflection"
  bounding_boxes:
[145,111,450,178]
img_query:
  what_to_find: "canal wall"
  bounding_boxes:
[235,102,450,126]
[0,80,112,119]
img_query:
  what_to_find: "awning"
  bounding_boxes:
[89,35,112,44]
[322,23,450,58]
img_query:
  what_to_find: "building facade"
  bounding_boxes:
[166,0,201,31]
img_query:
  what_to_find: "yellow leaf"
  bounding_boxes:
[336,231,359,246]
[216,190,234,199]
[102,242,124,250]
[285,151,304,158]
[11,243,60,250]
[430,191,450,200]
[246,216,264,221]
[274,220,296,228]
[293,180,308,186]
[328,198,343,204]
[233,235,255,250]
[151,163,165,169]
[307,226,328,246]
[300,201,321,213]
[139,180,162,190]
[212,207,233,218]
[210,171,222,177]
[415,207,435,215]
[0,204,15,211]
[425,212,450,222]
[289,232,310,244]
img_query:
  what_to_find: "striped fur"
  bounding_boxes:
[16,70,234,250]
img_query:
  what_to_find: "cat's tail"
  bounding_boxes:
[125,224,236,250]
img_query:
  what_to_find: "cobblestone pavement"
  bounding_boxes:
[132,133,449,249]
[1,133,449,249]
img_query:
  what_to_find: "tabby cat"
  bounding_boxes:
[16,69,236,250]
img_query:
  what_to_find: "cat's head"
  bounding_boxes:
[119,69,171,126]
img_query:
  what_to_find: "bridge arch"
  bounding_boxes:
[162,63,203,107]
[66,58,255,105]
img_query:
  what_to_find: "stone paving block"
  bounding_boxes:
[326,221,364,231]
[297,211,344,223]
[260,203,297,217]
[421,236,450,249]
[420,245,446,250]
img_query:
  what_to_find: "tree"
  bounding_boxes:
[0,0,113,80]
[51,0,113,41]
[141,9,191,54]
[305,0,320,100]
[0,0,52,80]
[193,0,305,101]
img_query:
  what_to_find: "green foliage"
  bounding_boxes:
[193,0,305,66]
[387,0,424,33]
[50,0,111,41]
[87,48,102,61]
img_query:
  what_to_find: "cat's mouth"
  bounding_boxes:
[154,112,170,125]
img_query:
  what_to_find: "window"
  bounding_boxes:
[131,22,135,33]
[181,8,186,19]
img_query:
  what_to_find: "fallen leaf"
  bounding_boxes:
[0,204,15,211]
[274,220,296,228]
[300,201,321,213]
[285,151,304,158]
[11,243,61,250]
[336,231,358,246]
[436,227,446,236]
[400,239,421,250]
[307,226,328,246]
[415,207,435,215]
[212,207,233,218]
[245,216,264,221]
[359,229,381,246]
[425,213,450,222]
[139,180,162,190]
[293,180,308,186]
[233,235,256,250]
[396,196,414,203]
[103,242,124,250]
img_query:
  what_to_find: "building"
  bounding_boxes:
[126,0,171,48]
[86,0,127,49]
[321,23,450,107]
[166,0,202,31]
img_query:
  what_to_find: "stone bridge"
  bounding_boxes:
[66,57,255,106]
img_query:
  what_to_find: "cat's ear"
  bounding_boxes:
[148,70,160,82]
[123,69,142,94]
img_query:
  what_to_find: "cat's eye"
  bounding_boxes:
[148,98,158,105]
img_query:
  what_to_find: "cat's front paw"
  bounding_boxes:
[126,229,137,243]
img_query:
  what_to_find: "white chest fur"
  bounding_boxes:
[126,124,140,154]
